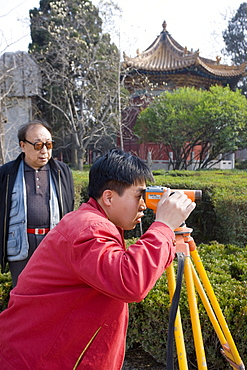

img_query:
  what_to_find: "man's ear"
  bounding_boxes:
[19,141,25,152]
[101,189,113,207]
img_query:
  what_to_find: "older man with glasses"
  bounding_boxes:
[0,119,74,286]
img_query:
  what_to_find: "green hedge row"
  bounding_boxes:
[126,241,247,369]
[149,169,247,246]
[76,168,247,246]
[0,271,12,311]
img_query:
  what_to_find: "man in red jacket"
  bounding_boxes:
[0,149,195,370]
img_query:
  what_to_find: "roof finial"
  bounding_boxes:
[216,56,221,64]
[162,21,167,31]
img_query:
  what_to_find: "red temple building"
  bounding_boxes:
[121,21,247,169]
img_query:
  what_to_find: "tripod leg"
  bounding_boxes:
[166,262,188,370]
[190,248,245,370]
[183,256,207,369]
[190,263,228,345]
[190,263,237,366]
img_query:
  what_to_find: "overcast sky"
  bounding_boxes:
[0,0,244,62]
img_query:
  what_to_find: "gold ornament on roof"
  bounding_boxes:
[216,56,221,64]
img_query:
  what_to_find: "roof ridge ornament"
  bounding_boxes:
[121,19,247,84]
[216,56,221,64]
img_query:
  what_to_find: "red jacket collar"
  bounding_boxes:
[86,197,125,240]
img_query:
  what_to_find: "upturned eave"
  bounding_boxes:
[123,22,247,79]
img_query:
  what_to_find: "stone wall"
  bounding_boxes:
[0,51,41,163]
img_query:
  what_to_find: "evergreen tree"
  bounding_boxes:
[29,0,120,169]
[223,3,247,95]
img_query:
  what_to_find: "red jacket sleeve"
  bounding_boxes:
[71,220,175,303]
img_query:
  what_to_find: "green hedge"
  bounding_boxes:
[72,170,90,210]
[126,241,247,369]
[0,271,12,311]
[75,169,247,246]
[149,169,247,246]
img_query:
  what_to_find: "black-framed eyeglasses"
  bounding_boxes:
[24,139,55,151]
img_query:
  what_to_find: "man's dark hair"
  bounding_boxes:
[88,149,154,199]
[18,119,52,143]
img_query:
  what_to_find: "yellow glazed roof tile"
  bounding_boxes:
[123,21,247,78]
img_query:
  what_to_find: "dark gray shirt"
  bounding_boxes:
[24,163,50,228]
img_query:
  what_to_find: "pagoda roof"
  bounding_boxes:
[123,21,247,79]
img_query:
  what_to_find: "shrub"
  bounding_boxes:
[148,170,247,246]
[235,159,247,170]
[0,271,12,311]
[71,170,90,209]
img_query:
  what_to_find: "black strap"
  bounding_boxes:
[166,252,185,369]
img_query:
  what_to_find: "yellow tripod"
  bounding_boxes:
[166,223,245,370]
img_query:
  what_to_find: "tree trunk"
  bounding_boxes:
[0,109,4,165]
[71,133,78,168]
[77,147,84,171]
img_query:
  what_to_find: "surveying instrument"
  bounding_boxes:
[145,186,245,370]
